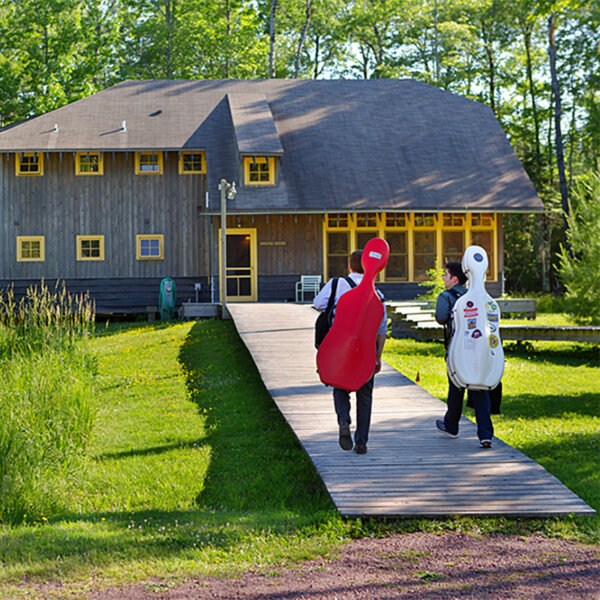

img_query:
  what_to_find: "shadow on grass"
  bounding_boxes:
[178,320,332,514]
[495,392,599,419]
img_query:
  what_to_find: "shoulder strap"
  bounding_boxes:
[447,287,463,300]
[344,275,357,289]
[325,278,339,312]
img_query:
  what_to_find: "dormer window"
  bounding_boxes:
[244,156,276,185]
[179,151,205,174]
[16,152,43,176]
[135,151,163,175]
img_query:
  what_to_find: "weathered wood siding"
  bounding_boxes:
[1,152,207,279]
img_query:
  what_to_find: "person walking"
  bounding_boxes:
[313,249,387,455]
[435,261,494,448]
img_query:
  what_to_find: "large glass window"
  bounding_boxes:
[442,231,464,264]
[385,231,408,280]
[327,231,350,279]
[471,230,494,278]
[413,231,436,281]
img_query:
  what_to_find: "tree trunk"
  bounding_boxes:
[269,0,277,78]
[313,34,320,79]
[294,0,311,78]
[481,20,496,115]
[548,13,571,255]
[524,27,541,181]
[225,0,231,78]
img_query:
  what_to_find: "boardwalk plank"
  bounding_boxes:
[227,303,595,518]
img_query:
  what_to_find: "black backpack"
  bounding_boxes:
[314,276,356,349]
[443,287,464,350]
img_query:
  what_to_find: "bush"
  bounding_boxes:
[557,173,600,324]
[416,262,445,302]
[0,282,96,523]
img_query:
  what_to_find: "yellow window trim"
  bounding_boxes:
[76,152,104,175]
[76,235,105,261]
[136,234,164,260]
[323,212,497,283]
[16,152,44,176]
[178,151,206,174]
[17,236,45,261]
[243,156,276,186]
[135,151,163,175]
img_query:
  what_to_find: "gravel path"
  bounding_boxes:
[85,533,599,599]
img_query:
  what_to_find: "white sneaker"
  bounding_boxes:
[479,439,492,448]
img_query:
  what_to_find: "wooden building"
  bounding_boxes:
[0,79,543,312]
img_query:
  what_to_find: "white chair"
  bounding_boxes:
[295,275,322,303]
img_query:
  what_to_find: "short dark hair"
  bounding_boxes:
[444,261,466,285]
[349,250,364,274]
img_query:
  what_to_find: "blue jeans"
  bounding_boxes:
[333,376,374,447]
[444,377,494,441]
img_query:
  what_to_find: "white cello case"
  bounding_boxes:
[446,245,504,390]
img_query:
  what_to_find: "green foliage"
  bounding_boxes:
[558,173,600,324]
[0,284,95,524]
[416,262,445,302]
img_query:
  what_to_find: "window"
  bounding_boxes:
[471,230,494,279]
[244,156,275,185]
[16,152,43,176]
[77,235,104,261]
[136,234,164,260]
[135,151,163,174]
[326,231,350,280]
[76,152,103,175]
[17,236,44,261]
[413,231,437,281]
[385,231,408,281]
[414,212,436,227]
[179,151,205,174]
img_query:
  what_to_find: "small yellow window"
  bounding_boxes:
[16,152,43,176]
[244,156,275,185]
[76,152,104,175]
[17,236,45,261]
[77,235,104,261]
[136,234,164,260]
[179,151,205,174]
[135,151,163,175]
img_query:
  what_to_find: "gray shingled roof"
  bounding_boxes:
[0,79,544,213]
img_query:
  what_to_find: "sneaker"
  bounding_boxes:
[436,419,459,438]
[354,444,367,455]
[479,439,492,448]
[339,422,353,451]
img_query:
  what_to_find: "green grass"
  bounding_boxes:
[0,318,598,598]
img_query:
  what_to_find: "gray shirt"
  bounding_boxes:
[435,284,467,325]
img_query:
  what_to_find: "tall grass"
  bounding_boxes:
[0,282,96,524]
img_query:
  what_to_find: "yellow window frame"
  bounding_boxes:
[135,151,163,175]
[243,156,276,185]
[17,236,45,261]
[136,234,164,260]
[16,152,44,176]
[77,235,105,261]
[178,151,206,174]
[322,212,498,282]
[76,152,104,175]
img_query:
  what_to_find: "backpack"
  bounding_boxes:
[314,276,356,349]
[443,287,464,350]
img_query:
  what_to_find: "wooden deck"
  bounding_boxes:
[227,303,595,518]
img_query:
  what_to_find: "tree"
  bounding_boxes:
[557,173,600,324]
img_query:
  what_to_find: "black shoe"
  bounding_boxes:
[339,423,353,451]
[436,419,459,438]
[354,444,367,455]
[479,439,492,448]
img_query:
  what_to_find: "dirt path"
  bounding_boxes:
[84,533,599,599]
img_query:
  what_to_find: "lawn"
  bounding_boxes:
[0,318,598,598]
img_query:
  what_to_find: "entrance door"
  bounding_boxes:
[220,228,257,302]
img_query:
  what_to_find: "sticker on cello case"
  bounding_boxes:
[467,318,477,330]
[368,251,382,259]
[489,334,499,348]
[488,314,499,323]
[472,329,482,338]
[489,323,497,332]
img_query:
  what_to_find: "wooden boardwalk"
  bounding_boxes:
[227,303,595,518]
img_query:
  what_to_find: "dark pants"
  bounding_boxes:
[444,377,494,441]
[333,375,375,447]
